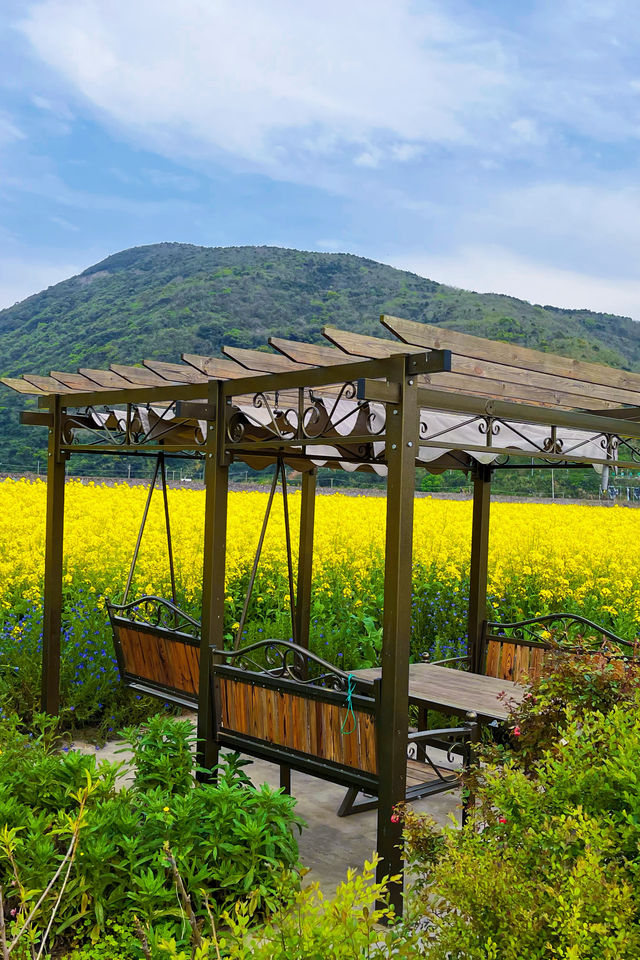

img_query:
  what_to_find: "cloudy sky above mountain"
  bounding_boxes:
[1,0,640,316]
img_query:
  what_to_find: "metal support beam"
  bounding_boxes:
[376,362,419,917]
[41,396,66,713]
[295,468,317,652]
[197,380,230,776]
[468,465,492,674]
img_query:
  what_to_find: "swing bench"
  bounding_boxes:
[109,455,299,710]
[107,453,202,708]
[210,639,479,818]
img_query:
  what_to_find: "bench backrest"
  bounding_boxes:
[108,596,201,708]
[211,641,380,792]
[481,614,635,682]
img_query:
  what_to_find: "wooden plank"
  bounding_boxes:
[22,374,76,394]
[322,327,621,410]
[50,371,110,391]
[0,377,47,395]
[500,643,515,681]
[406,759,455,785]
[484,640,501,678]
[353,663,523,721]
[78,368,137,388]
[270,337,354,366]
[181,354,251,379]
[143,360,208,384]
[361,714,377,775]
[323,326,416,359]
[173,642,199,694]
[222,345,308,373]
[445,353,640,409]
[512,644,530,683]
[382,315,640,396]
[529,648,546,683]
[110,364,173,386]
[334,323,640,408]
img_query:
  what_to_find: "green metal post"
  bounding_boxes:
[198,380,229,775]
[376,362,419,918]
[294,467,316,651]
[41,395,66,714]
[468,464,492,674]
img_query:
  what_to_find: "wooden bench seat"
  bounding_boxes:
[210,639,476,819]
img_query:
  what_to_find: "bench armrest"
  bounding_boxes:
[424,655,471,669]
[408,726,470,743]
[420,653,471,667]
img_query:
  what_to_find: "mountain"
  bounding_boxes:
[1,242,639,472]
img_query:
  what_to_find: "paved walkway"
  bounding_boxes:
[79,737,460,893]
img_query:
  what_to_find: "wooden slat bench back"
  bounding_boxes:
[108,596,201,708]
[480,614,636,683]
[210,640,476,811]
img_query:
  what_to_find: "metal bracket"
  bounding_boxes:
[405,349,452,375]
[175,400,217,421]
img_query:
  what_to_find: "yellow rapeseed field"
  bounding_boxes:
[1,477,639,636]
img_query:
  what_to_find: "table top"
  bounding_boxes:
[353,662,523,722]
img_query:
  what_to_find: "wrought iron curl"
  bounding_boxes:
[478,417,500,438]
[226,410,247,443]
[543,436,564,454]
[487,612,635,654]
[251,392,297,439]
[108,595,201,637]
[221,639,352,690]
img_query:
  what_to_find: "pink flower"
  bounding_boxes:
[513,725,521,737]
[390,814,400,823]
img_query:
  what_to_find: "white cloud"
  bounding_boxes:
[18,0,509,178]
[0,114,25,146]
[395,244,640,320]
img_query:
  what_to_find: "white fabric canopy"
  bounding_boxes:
[83,395,613,475]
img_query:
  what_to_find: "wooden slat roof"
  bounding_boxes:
[3,315,640,415]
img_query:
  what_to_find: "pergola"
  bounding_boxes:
[4,313,640,904]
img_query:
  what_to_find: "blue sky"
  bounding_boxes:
[1,0,640,317]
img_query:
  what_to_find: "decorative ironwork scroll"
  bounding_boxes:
[214,639,355,691]
[487,613,636,654]
[107,595,201,638]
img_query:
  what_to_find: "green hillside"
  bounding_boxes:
[1,242,639,472]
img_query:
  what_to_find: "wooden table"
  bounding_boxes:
[353,662,523,723]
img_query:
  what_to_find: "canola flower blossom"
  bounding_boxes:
[1,477,640,633]
[1,477,640,727]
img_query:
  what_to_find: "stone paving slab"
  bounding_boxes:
[77,736,460,894]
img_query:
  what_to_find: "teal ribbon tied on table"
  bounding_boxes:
[341,673,357,735]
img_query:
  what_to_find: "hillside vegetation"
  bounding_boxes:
[1,242,639,472]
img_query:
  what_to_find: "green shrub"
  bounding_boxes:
[399,655,640,959]
[0,713,303,954]
[494,647,640,772]
[153,855,421,960]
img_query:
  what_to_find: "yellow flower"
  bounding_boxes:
[163,806,170,813]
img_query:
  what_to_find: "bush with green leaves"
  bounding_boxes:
[0,713,303,955]
[399,652,640,959]
[145,854,421,960]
